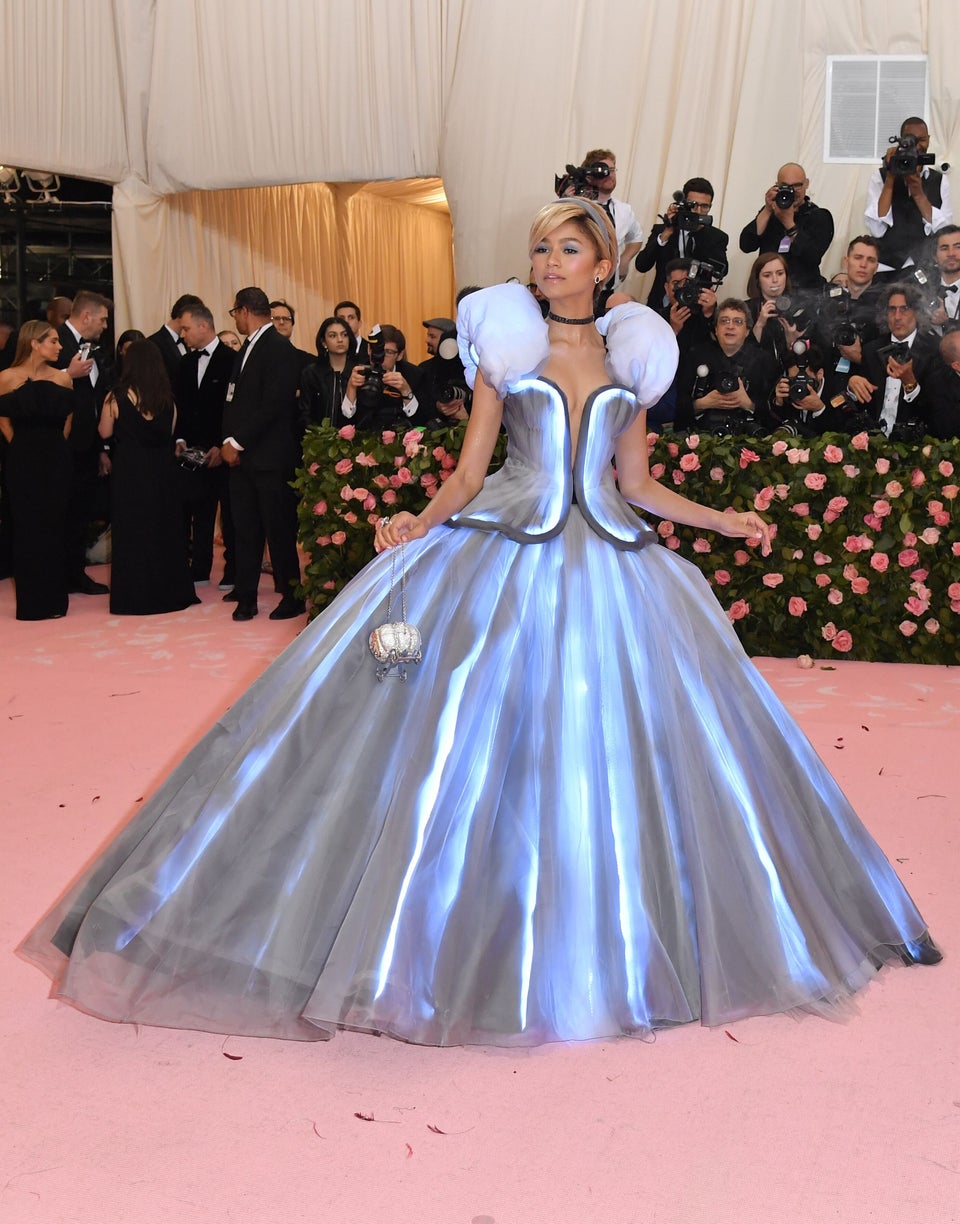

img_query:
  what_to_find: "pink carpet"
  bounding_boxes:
[2,564,957,1224]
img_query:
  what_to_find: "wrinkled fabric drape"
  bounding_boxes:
[2,0,959,330]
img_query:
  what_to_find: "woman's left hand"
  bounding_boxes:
[717,508,772,556]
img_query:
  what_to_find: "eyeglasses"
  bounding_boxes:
[382,348,400,357]
[887,304,914,314]
[718,316,747,327]
[228,306,240,317]
[271,315,293,324]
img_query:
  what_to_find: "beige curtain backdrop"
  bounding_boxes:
[3,0,960,342]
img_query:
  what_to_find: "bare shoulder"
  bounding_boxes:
[50,368,73,390]
[0,369,25,395]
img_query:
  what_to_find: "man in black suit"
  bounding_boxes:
[739,162,834,289]
[269,299,314,374]
[174,304,236,586]
[147,294,203,383]
[634,177,729,309]
[221,286,304,621]
[56,290,113,594]
[846,282,941,438]
[925,329,960,439]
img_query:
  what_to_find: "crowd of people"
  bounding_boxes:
[2,121,959,624]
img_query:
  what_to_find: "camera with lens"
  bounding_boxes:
[773,293,814,334]
[670,191,713,232]
[909,267,947,315]
[774,183,797,210]
[878,340,911,365]
[820,285,860,347]
[785,341,814,404]
[554,163,600,200]
[179,445,208,471]
[674,258,725,312]
[717,371,740,395]
[889,419,927,444]
[887,133,935,177]
[356,336,386,411]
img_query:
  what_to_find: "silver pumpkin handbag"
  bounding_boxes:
[368,537,423,681]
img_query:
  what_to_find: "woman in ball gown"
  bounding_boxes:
[98,339,198,616]
[21,200,939,1047]
[0,321,74,620]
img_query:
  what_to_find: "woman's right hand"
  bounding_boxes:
[374,511,428,553]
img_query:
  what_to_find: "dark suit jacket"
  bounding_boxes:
[222,325,302,472]
[174,340,235,448]
[147,326,185,382]
[634,223,730,307]
[858,331,941,427]
[915,359,960,440]
[739,200,834,289]
[56,324,109,454]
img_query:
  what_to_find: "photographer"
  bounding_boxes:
[677,298,778,435]
[928,224,960,329]
[812,237,883,398]
[417,316,471,428]
[845,283,940,439]
[647,259,718,431]
[739,162,834,289]
[578,149,643,286]
[342,325,423,430]
[864,118,952,275]
[634,177,729,308]
[768,342,864,437]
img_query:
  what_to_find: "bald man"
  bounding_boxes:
[739,161,834,289]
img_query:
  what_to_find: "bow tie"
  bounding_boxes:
[943,284,958,294]
[199,347,213,356]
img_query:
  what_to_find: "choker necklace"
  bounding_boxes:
[548,310,594,326]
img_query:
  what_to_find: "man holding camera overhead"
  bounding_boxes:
[864,117,952,276]
[634,177,729,309]
[580,148,644,287]
[739,162,834,289]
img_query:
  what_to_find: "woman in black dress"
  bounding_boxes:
[99,340,198,615]
[298,316,359,430]
[0,321,74,620]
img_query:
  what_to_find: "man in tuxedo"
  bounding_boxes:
[928,225,960,331]
[269,299,314,374]
[634,178,729,309]
[846,283,941,438]
[147,293,203,382]
[220,286,304,621]
[57,290,113,594]
[334,299,368,359]
[174,304,236,586]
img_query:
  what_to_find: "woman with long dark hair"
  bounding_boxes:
[299,316,358,429]
[99,339,198,614]
[0,321,73,619]
[746,251,807,367]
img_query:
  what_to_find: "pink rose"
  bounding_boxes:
[401,429,421,446]
[693,537,711,553]
[420,472,438,488]
[714,569,731,585]
[832,629,853,652]
[911,468,925,488]
[791,502,811,517]
[672,469,686,485]
[405,442,422,458]
[919,527,940,545]
[823,444,843,463]
[381,430,396,444]
[776,484,790,499]
[885,481,903,498]
[666,536,681,550]
[322,581,336,590]
[872,499,891,518]
[334,458,353,475]
[397,466,413,485]
[863,513,882,531]
[815,573,832,587]
[843,535,864,554]
[772,439,788,456]
[806,523,822,540]
[734,550,749,566]
[315,535,331,547]
[828,589,843,605]
[382,488,398,504]
[827,496,848,514]
[710,466,725,482]
[651,463,666,480]
[904,596,928,617]
[952,600,960,614]
[842,465,860,478]
[352,487,368,501]
[657,520,675,538]
[727,600,750,621]
[753,487,774,512]
[441,453,456,470]
[899,621,918,637]
[792,549,804,559]
[954,542,960,556]
[679,453,701,472]
[373,474,389,489]
[667,442,680,458]
[340,484,354,500]
[367,513,380,525]
[312,500,328,516]
[739,447,760,469]
[338,425,356,440]
[948,582,960,601]
[851,432,869,451]
[942,484,959,500]
[851,577,869,595]
[927,500,944,515]
[394,455,405,468]
[363,494,377,512]
[925,618,940,635]
[432,445,447,461]
[788,597,807,616]
[804,472,827,490]
[870,552,889,573]
[762,572,784,587]
[343,511,358,524]
[875,457,890,475]
[822,510,839,524]
[939,460,955,477]
[330,531,347,545]
[814,550,832,565]
[842,563,858,581]
[934,512,950,526]
[898,549,919,567]
[308,462,319,475]
[684,433,700,449]
[821,622,838,641]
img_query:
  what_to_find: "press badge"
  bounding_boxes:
[226,382,235,402]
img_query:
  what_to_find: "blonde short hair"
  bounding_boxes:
[528,199,617,268]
